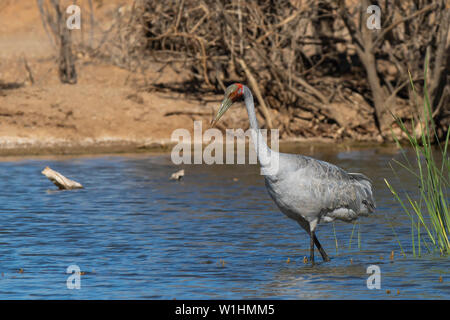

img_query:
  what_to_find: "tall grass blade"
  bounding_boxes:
[384,55,449,256]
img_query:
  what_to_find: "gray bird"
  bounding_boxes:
[211,83,375,265]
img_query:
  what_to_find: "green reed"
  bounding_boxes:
[384,57,449,256]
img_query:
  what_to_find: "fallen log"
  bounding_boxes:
[41,166,83,190]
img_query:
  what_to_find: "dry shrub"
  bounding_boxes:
[106,0,449,141]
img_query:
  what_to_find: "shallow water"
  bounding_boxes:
[0,147,448,299]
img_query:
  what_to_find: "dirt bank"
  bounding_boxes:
[0,1,216,155]
[0,1,385,157]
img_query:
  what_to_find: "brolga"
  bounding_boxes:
[211,83,375,265]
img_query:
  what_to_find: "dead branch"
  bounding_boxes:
[237,58,273,128]
[36,0,77,84]
[106,0,449,141]
[42,166,83,190]
[22,56,35,85]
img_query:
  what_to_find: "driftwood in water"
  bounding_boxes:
[41,166,83,190]
[169,169,184,181]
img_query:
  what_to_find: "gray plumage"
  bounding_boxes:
[265,153,375,225]
[213,84,376,265]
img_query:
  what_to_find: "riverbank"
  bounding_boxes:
[0,41,384,157]
[0,136,399,159]
[0,0,388,158]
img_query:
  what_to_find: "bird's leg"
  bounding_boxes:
[310,230,315,266]
[313,234,330,262]
[308,219,320,266]
[299,219,323,265]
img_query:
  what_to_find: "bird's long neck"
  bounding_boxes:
[243,86,272,167]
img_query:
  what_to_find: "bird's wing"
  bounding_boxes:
[278,154,375,223]
[318,165,376,222]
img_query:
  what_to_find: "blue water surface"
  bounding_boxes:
[0,148,448,299]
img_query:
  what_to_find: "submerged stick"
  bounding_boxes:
[41,166,83,190]
[169,169,184,181]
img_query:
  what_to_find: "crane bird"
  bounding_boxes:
[211,83,375,265]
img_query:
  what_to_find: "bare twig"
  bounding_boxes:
[22,56,35,85]
[237,58,273,128]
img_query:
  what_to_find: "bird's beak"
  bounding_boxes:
[210,96,232,127]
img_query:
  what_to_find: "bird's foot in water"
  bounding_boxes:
[320,252,330,262]
[310,253,315,266]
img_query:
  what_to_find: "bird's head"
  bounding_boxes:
[211,83,245,127]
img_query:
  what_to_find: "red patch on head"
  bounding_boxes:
[231,83,244,101]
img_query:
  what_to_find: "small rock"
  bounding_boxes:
[126,93,144,105]
[138,141,165,149]
[217,259,226,267]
